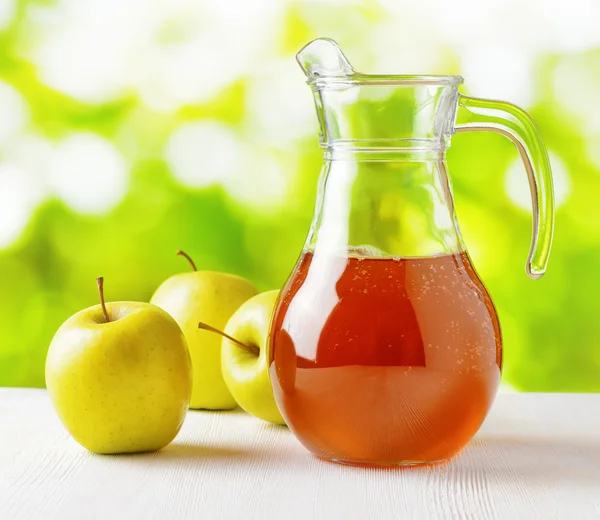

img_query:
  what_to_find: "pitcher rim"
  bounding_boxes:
[307,74,464,87]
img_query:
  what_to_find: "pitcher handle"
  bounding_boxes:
[454,95,554,279]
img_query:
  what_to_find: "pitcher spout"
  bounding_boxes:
[296,38,355,79]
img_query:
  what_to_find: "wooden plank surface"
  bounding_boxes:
[0,389,599,520]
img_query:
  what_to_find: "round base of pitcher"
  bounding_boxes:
[318,455,452,469]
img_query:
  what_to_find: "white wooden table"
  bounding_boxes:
[1,389,599,520]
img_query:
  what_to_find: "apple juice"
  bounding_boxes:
[269,249,501,466]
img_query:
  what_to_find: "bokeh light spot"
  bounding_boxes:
[165,121,243,188]
[224,152,290,212]
[461,43,534,107]
[0,81,29,148]
[246,59,314,143]
[0,0,15,30]
[0,163,44,249]
[48,133,129,215]
[505,152,570,211]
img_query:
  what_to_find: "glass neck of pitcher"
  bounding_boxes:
[306,152,464,260]
[303,80,465,259]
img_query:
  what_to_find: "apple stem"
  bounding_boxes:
[198,321,260,356]
[96,277,110,323]
[176,250,197,272]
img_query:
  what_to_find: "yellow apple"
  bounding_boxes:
[150,251,258,409]
[221,290,285,425]
[45,278,192,454]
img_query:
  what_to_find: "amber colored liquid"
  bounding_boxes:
[269,249,502,466]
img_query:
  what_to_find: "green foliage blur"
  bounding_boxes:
[0,0,597,391]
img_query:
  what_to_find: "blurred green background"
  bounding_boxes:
[0,0,597,391]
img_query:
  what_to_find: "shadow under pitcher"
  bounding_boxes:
[268,38,554,467]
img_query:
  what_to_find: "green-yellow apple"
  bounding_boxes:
[219,290,285,425]
[150,251,258,410]
[45,277,192,454]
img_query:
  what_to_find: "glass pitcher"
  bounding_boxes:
[269,38,554,467]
